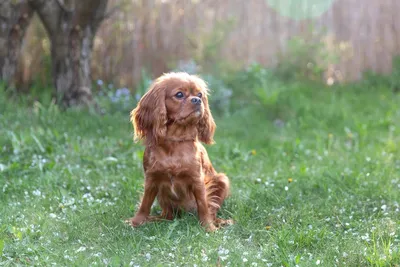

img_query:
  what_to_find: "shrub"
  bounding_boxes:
[94,69,153,114]
[201,74,233,115]
[390,56,400,92]
[275,33,336,82]
[360,56,400,92]
[226,63,287,111]
[273,27,352,85]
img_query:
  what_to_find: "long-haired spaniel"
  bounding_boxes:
[127,72,232,231]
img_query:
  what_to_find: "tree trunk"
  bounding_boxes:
[29,0,108,107]
[0,0,33,87]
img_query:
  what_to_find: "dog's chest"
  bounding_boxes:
[149,146,200,176]
[145,144,202,211]
[158,173,197,210]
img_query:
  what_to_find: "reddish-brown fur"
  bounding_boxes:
[128,72,232,231]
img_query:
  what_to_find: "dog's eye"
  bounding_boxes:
[197,92,202,98]
[175,92,184,99]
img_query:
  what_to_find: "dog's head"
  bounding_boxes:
[131,72,216,146]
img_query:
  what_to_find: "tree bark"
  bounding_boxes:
[29,0,108,107]
[0,0,33,87]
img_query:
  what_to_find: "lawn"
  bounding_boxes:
[0,82,399,266]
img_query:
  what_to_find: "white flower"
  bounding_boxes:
[129,261,140,267]
[32,189,41,196]
[243,258,248,262]
[0,163,6,172]
[145,253,151,261]
[82,193,94,203]
[76,246,86,252]
[316,259,321,265]
[218,247,229,255]
[49,213,57,219]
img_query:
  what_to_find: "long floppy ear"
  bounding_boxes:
[130,81,167,145]
[198,94,216,144]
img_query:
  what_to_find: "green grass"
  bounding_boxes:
[0,83,399,266]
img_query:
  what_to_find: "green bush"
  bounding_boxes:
[390,56,400,92]
[202,74,232,115]
[224,63,290,113]
[274,32,338,82]
[94,69,153,115]
[360,56,400,92]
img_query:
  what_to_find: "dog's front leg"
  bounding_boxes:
[130,180,158,227]
[193,182,216,232]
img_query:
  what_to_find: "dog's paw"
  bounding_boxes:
[214,218,234,228]
[206,223,217,232]
[125,213,148,227]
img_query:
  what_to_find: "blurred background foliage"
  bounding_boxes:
[3,0,400,112]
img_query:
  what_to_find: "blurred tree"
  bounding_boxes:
[0,0,34,87]
[28,0,109,107]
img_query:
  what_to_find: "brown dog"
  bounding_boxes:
[128,72,232,231]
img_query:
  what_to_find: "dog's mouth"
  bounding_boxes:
[187,108,202,118]
[174,109,202,123]
[192,109,202,117]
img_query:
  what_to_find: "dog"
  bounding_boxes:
[127,72,232,231]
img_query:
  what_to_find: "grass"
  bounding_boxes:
[0,82,399,266]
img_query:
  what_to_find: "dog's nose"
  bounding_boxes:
[191,97,202,105]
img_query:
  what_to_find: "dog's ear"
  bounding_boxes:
[130,81,167,145]
[198,93,216,144]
